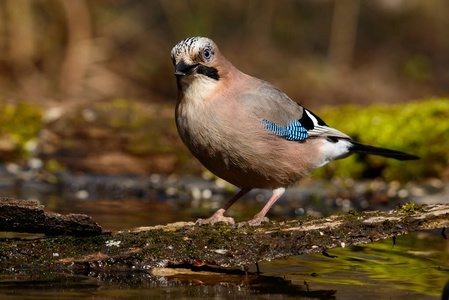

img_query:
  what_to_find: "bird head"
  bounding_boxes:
[171,37,221,81]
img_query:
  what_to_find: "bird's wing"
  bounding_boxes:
[297,109,351,140]
[240,79,350,141]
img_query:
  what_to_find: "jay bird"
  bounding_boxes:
[171,37,418,226]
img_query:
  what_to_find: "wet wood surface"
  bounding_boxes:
[0,198,448,272]
[0,198,102,236]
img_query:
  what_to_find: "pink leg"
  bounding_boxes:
[196,188,251,226]
[241,187,285,226]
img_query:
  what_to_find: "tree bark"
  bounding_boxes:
[0,198,102,236]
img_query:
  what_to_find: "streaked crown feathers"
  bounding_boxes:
[171,36,215,65]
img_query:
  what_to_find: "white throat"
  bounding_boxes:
[180,75,218,105]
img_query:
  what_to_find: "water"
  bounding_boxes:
[1,173,448,299]
[0,232,447,299]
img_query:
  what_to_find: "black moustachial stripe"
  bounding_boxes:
[196,65,219,80]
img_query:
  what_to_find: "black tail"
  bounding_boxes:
[349,142,419,161]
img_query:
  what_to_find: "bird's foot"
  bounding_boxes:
[236,216,269,227]
[195,209,235,226]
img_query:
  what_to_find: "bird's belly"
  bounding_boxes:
[182,129,322,189]
[176,103,323,189]
[198,154,279,189]
[200,140,323,189]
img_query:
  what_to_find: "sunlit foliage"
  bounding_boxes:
[314,98,449,181]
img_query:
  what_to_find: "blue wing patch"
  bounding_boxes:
[263,120,309,141]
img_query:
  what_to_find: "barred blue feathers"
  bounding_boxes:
[263,120,309,141]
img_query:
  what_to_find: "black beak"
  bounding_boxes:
[175,59,199,76]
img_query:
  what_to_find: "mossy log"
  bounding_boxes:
[0,198,102,236]
[0,198,448,273]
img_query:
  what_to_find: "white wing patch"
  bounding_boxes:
[304,110,351,139]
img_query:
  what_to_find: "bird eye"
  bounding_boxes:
[203,49,212,59]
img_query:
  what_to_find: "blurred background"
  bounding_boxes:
[1,2,449,298]
[1,0,449,106]
[0,0,448,226]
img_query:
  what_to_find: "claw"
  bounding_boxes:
[195,209,235,226]
[236,216,269,227]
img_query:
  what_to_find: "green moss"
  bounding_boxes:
[144,247,162,256]
[313,98,449,181]
[342,213,358,221]
[361,210,382,217]
[382,220,397,230]
[397,202,424,214]
[258,244,271,257]
[1,97,445,179]
[41,239,57,248]
[0,101,42,160]
[301,215,320,222]
[341,209,360,221]
[271,230,293,238]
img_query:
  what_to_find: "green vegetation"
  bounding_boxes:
[342,209,360,221]
[381,219,397,230]
[94,98,179,156]
[396,202,425,214]
[0,101,42,160]
[313,98,449,181]
[0,98,446,181]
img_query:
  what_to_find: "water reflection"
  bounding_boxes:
[4,171,447,231]
[0,268,336,299]
[0,232,447,299]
